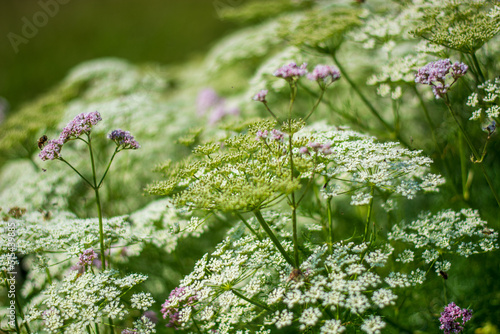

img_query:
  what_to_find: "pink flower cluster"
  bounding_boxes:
[252,89,268,102]
[161,287,197,329]
[39,111,102,161]
[274,62,308,79]
[255,129,285,142]
[415,59,468,98]
[307,65,341,83]
[108,129,140,150]
[300,142,333,155]
[78,248,98,266]
[439,302,472,334]
[196,88,240,124]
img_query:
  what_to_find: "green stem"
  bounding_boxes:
[303,87,325,122]
[231,288,271,311]
[235,212,262,241]
[88,135,106,270]
[299,82,365,128]
[97,148,118,189]
[263,102,280,123]
[45,267,52,285]
[108,318,114,334]
[327,198,333,254]
[363,187,375,243]
[331,53,392,132]
[253,210,295,267]
[471,52,485,83]
[445,98,500,207]
[392,99,400,138]
[58,157,94,188]
[458,134,469,201]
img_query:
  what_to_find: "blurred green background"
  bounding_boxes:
[0,0,238,112]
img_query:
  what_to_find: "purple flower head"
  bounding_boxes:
[143,311,158,324]
[78,248,98,266]
[270,129,285,142]
[415,59,467,99]
[59,111,102,143]
[108,129,140,149]
[39,140,62,161]
[307,142,333,155]
[252,89,268,103]
[274,62,308,79]
[197,88,221,115]
[299,146,309,155]
[439,302,473,334]
[255,130,268,140]
[161,287,197,329]
[307,65,341,84]
[121,330,137,334]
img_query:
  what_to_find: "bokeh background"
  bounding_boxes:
[0,0,237,112]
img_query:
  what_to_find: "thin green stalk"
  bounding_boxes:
[253,210,295,267]
[97,148,118,189]
[263,102,280,123]
[414,86,460,196]
[58,158,94,188]
[471,52,485,83]
[303,87,325,122]
[327,198,333,254]
[88,136,106,270]
[362,187,375,243]
[445,98,500,207]
[108,318,114,334]
[45,267,52,285]
[231,288,271,311]
[299,82,365,128]
[95,322,100,334]
[14,289,31,334]
[331,53,392,132]
[443,278,448,305]
[235,212,261,241]
[458,134,469,200]
[392,99,400,138]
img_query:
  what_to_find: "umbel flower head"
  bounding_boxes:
[274,62,308,80]
[39,111,102,161]
[108,129,140,150]
[439,302,472,334]
[415,59,468,98]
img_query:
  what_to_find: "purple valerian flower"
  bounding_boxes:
[270,129,285,141]
[58,111,102,143]
[415,59,468,98]
[143,310,158,324]
[307,142,333,155]
[255,130,268,140]
[78,248,98,266]
[307,65,341,84]
[439,302,473,334]
[252,89,268,102]
[274,62,308,79]
[299,146,310,155]
[39,139,63,161]
[121,330,136,334]
[161,287,197,329]
[108,129,140,149]
[197,88,221,115]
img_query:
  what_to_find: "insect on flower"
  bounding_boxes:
[288,268,303,282]
[439,271,448,280]
[37,135,48,149]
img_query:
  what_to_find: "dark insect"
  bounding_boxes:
[439,270,448,280]
[37,135,48,149]
[482,228,494,235]
[354,0,366,2]
[288,268,303,282]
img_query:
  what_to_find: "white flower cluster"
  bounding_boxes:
[297,124,444,204]
[167,231,417,333]
[26,270,148,333]
[468,78,500,121]
[122,315,157,334]
[389,209,499,260]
